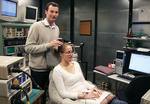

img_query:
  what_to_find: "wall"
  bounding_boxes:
[18,0,39,6]
[96,0,129,66]
[74,0,95,71]
[57,0,71,41]
[73,0,129,71]
[132,0,150,48]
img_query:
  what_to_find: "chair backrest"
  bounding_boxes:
[125,75,150,104]
[48,71,63,104]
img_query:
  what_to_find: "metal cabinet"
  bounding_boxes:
[0,22,31,55]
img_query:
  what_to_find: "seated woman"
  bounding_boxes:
[51,43,128,104]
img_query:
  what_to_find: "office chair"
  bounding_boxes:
[125,75,150,104]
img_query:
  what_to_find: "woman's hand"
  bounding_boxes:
[84,91,100,99]
[78,89,101,99]
[92,87,102,95]
[78,92,86,99]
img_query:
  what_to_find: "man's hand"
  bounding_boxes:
[49,39,63,48]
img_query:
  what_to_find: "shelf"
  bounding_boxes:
[123,47,150,52]
[93,70,107,76]
[132,22,150,24]
[4,36,27,39]
[123,37,150,41]
[1,22,31,27]
[123,47,137,50]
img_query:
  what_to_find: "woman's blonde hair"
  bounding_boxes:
[58,43,73,54]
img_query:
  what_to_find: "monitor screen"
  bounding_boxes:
[26,6,36,20]
[6,47,15,55]
[116,50,124,60]
[1,0,17,17]
[129,52,150,74]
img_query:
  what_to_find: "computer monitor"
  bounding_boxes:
[24,5,38,23]
[0,0,18,21]
[128,51,150,75]
[17,5,38,23]
[4,46,15,55]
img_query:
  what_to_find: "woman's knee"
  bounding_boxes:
[109,98,128,104]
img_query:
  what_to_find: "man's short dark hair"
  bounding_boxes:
[45,2,59,11]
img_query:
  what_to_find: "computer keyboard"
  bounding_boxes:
[117,74,134,80]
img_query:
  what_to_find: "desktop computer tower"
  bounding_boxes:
[115,50,126,75]
[115,59,124,75]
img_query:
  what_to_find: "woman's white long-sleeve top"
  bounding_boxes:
[52,61,95,99]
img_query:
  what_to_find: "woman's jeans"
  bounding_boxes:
[110,98,128,104]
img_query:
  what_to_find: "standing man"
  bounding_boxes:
[25,2,63,104]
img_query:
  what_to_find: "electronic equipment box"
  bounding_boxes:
[0,67,31,97]
[4,45,25,56]
[0,80,32,104]
[115,50,126,75]
[0,56,25,79]
[141,89,150,104]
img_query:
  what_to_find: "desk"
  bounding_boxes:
[94,70,132,101]
[108,74,131,84]
[108,74,133,101]
[23,89,44,104]
[93,70,108,76]
[94,70,131,85]
[93,70,112,91]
